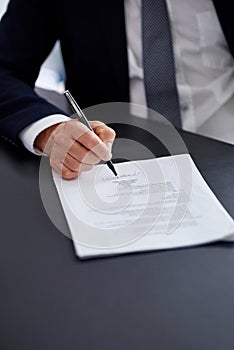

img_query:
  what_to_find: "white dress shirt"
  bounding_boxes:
[19,0,234,151]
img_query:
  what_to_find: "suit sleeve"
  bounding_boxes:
[0,0,67,146]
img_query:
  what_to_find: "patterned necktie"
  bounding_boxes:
[142,0,181,127]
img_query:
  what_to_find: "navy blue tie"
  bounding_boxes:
[142,0,181,128]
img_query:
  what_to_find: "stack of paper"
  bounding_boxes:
[53,155,234,259]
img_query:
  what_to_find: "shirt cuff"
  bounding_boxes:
[19,114,71,155]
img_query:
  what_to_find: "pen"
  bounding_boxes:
[64,90,118,177]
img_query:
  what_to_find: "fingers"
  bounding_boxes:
[50,159,78,180]
[68,142,100,165]
[50,154,93,177]
[44,119,116,180]
[53,138,100,165]
[58,120,112,161]
[90,120,116,143]
[90,121,116,156]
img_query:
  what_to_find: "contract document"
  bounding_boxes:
[53,154,234,259]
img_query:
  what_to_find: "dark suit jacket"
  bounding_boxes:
[0,0,233,145]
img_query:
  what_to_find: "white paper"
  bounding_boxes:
[53,154,234,258]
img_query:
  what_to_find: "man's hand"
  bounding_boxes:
[35,120,116,180]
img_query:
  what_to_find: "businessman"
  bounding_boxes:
[0,0,233,179]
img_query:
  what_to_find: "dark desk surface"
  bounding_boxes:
[1,90,234,350]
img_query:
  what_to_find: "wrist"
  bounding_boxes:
[34,122,63,154]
